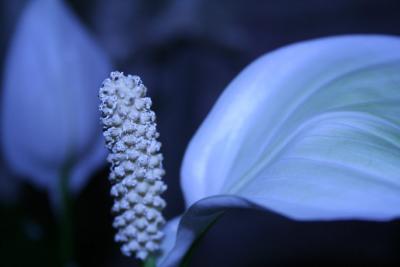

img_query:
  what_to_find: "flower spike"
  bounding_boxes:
[99,71,167,260]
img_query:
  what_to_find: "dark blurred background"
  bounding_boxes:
[1,0,400,266]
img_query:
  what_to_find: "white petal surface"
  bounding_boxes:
[157,216,181,265]
[181,35,400,221]
[164,35,400,267]
[1,0,111,195]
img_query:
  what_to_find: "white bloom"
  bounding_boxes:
[99,72,167,260]
[159,35,400,267]
[1,0,111,203]
[181,35,400,219]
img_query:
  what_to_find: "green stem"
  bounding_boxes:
[142,255,157,267]
[59,166,74,267]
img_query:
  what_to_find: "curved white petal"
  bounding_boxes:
[181,35,400,219]
[1,0,111,195]
[157,216,181,266]
[159,195,257,267]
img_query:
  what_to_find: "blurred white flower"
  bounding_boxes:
[159,35,400,267]
[1,0,111,203]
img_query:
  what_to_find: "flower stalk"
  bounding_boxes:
[99,72,167,260]
[58,165,75,267]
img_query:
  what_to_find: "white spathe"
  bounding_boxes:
[1,0,111,200]
[181,35,400,221]
[159,35,400,266]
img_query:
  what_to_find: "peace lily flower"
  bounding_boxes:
[1,0,111,205]
[157,35,400,267]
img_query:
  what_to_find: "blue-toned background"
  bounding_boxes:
[0,0,399,266]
